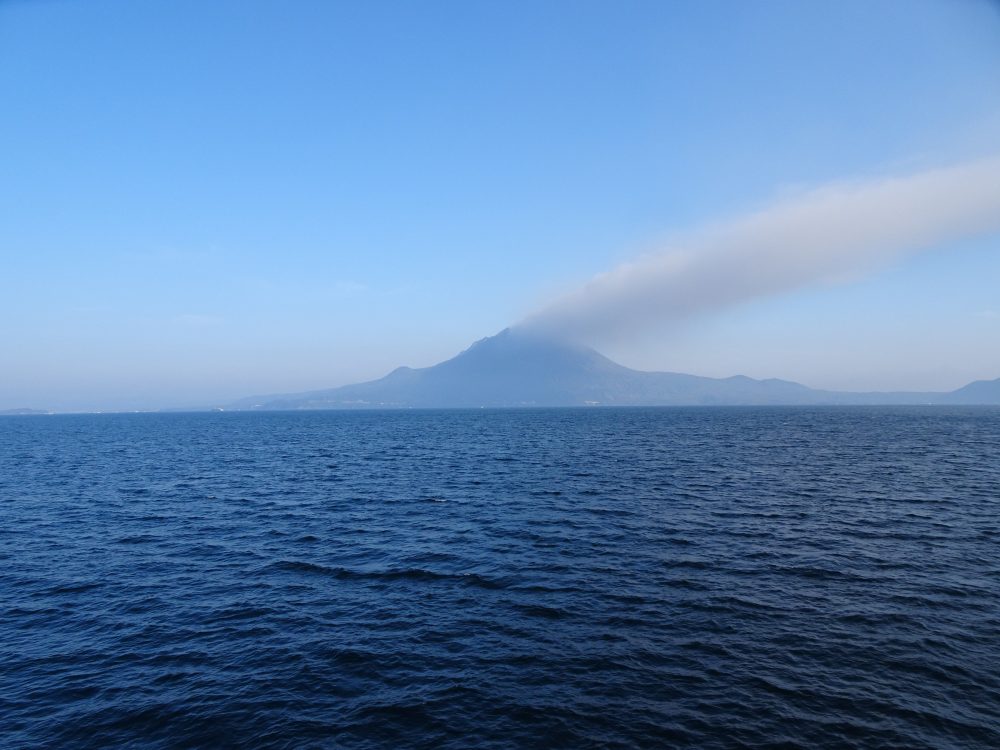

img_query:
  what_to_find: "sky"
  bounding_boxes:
[1,0,999,411]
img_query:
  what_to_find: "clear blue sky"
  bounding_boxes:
[2,0,999,410]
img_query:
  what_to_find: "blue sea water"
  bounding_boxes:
[1,407,999,749]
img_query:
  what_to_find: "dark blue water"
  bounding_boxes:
[2,408,999,749]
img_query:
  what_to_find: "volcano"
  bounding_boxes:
[226,329,1000,409]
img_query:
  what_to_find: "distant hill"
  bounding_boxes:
[943,377,1000,405]
[225,329,1000,410]
[0,408,51,416]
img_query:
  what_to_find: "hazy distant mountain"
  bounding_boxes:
[943,377,1000,405]
[225,329,1000,410]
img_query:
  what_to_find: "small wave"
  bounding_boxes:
[116,534,156,544]
[263,560,509,590]
[512,603,570,620]
[667,559,712,570]
[662,577,710,591]
[774,564,871,582]
[212,604,278,621]
[46,581,102,595]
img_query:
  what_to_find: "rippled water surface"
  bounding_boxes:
[2,408,1000,749]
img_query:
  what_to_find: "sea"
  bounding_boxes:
[2,407,999,749]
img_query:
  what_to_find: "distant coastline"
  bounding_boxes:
[221,329,1000,411]
[7,332,999,416]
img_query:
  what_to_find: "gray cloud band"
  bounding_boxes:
[521,156,1000,341]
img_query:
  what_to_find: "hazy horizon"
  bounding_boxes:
[2,0,999,411]
[6,324,1000,413]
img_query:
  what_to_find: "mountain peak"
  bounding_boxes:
[442,328,624,379]
[462,326,582,352]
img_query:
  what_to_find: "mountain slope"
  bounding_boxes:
[941,377,1000,405]
[226,329,999,409]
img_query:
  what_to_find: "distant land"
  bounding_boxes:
[223,329,1000,410]
[0,408,52,416]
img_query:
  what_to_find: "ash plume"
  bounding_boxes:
[522,156,1000,341]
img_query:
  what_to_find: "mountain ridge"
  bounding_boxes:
[225,329,1000,410]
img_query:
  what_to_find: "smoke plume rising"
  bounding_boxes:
[521,156,1000,341]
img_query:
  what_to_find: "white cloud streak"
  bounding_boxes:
[522,156,1000,341]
